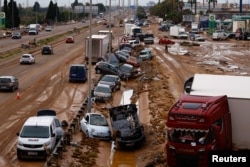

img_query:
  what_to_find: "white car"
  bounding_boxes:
[45,26,52,31]
[193,34,205,42]
[20,54,35,64]
[80,113,111,140]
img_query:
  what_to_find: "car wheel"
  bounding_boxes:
[96,69,101,74]
[11,86,15,92]
[85,130,89,138]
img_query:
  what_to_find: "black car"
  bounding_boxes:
[41,45,53,55]
[0,76,19,92]
[102,53,120,68]
[95,61,119,75]
[98,74,121,91]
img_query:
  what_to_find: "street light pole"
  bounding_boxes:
[12,0,14,29]
[108,0,111,55]
[87,0,93,113]
[36,0,38,24]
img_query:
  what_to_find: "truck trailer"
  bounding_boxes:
[167,74,250,167]
[85,34,109,63]
[169,25,188,39]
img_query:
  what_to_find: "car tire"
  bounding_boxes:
[11,86,15,92]
[96,69,101,74]
[85,130,89,138]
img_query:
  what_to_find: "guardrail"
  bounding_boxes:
[43,97,89,166]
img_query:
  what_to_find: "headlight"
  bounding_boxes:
[17,141,23,146]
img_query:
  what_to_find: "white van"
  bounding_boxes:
[16,116,57,160]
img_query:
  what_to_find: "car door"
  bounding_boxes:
[108,64,119,75]
[81,115,89,133]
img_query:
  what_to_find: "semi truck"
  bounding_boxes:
[124,23,135,36]
[166,74,250,167]
[169,25,188,39]
[28,24,40,35]
[124,23,143,40]
[85,34,109,63]
[109,104,145,149]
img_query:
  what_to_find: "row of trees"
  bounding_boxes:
[1,0,106,29]
[2,0,59,28]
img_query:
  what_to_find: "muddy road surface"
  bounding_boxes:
[1,18,250,167]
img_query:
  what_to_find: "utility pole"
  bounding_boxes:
[108,0,111,55]
[87,0,93,113]
[36,0,38,24]
[12,0,14,29]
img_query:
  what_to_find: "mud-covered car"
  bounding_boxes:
[80,113,111,140]
[109,104,145,148]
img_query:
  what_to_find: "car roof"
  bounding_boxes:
[121,63,133,68]
[24,116,55,126]
[96,83,111,88]
[0,76,16,79]
[71,64,86,67]
[22,54,32,56]
[102,74,119,78]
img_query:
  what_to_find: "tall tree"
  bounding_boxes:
[46,1,54,24]
[6,0,20,28]
[3,0,10,28]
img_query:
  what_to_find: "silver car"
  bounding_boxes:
[20,54,35,64]
[98,74,121,92]
[93,83,112,101]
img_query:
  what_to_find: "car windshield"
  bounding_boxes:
[90,114,108,126]
[140,51,147,55]
[43,47,50,50]
[20,126,50,138]
[101,76,116,82]
[22,55,30,58]
[95,85,111,93]
[120,65,132,73]
[0,78,11,83]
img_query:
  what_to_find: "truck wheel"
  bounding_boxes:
[17,150,23,160]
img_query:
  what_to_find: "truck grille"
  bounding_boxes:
[23,144,43,148]
[176,154,198,167]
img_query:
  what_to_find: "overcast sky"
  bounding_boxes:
[1,0,245,8]
[7,0,159,8]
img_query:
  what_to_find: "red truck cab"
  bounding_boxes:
[166,94,232,167]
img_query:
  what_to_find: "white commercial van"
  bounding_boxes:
[16,116,57,160]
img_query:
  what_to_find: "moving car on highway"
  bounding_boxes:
[66,36,74,43]
[20,54,35,64]
[41,45,53,55]
[0,76,19,92]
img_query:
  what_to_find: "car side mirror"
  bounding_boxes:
[16,132,20,136]
[51,133,56,137]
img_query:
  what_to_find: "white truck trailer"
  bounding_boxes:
[169,25,188,39]
[124,23,135,36]
[185,73,250,150]
[85,34,109,63]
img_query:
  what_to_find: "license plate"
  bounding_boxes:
[28,152,37,155]
[126,143,134,146]
[1,86,6,88]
